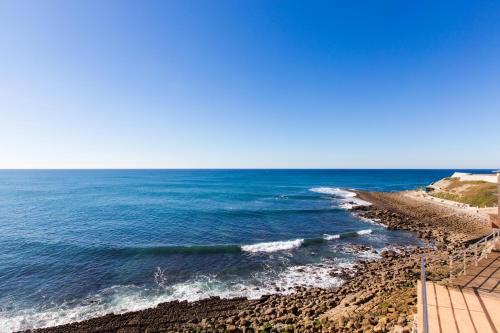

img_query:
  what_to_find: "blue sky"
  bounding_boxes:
[1,0,499,168]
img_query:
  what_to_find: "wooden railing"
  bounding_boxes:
[449,229,500,279]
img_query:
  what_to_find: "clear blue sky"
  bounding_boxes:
[1,0,499,168]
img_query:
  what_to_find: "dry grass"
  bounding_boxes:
[431,179,497,208]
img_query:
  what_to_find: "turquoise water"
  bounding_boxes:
[0,169,488,331]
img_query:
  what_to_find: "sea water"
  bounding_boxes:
[0,169,488,331]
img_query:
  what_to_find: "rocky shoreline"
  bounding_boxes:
[26,190,492,333]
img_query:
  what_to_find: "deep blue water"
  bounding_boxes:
[0,169,491,331]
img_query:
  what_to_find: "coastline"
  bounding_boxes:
[354,190,491,243]
[26,189,493,333]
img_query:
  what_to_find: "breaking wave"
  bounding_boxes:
[339,197,372,210]
[356,215,388,228]
[103,229,374,256]
[323,228,372,240]
[241,239,304,253]
[0,261,345,332]
[309,187,356,197]
[356,229,372,235]
[323,234,340,240]
[309,187,371,210]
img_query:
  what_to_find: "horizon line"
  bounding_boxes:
[0,168,497,171]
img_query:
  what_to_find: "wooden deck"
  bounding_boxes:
[450,251,500,294]
[417,250,500,333]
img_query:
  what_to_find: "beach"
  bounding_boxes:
[25,187,493,333]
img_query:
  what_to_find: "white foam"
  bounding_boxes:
[276,264,343,290]
[357,249,382,260]
[309,187,371,210]
[356,229,372,235]
[331,244,381,261]
[241,239,304,253]
[357,215,387,228]
[0,262,345,332]
[339,202,355,210]
[323,234,340,240]
[340,198,372,210]
[0,282,215,332]
[309,187,356,198]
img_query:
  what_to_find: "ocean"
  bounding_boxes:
[0,169,488,331]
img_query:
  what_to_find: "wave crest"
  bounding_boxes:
[309,187,372,210]
[323,228,372,240]
[323,234,340,240]
[106,228,375,256]
[309,187,356,198]
[357,229,372,235]
[0,262,345,332]
[241,239,304,253]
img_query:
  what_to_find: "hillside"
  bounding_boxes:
[428,177,498,208]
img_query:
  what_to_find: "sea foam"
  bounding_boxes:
[0,262,345,332]
[356,215,387,228]
[339,197,372,210]
[323,234,341,240]
[309,187,356,197]
[323,228,372,241]
[242,228,373,253]
[356,229,372,235]
[1,227,379,331]
[309,187,371,210]
[241,239,304,253]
